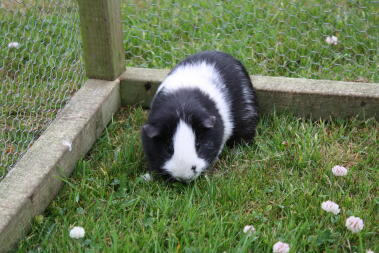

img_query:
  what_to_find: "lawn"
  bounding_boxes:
[1,0,378,251]
[1,0,378,178]
[17,107,378,252]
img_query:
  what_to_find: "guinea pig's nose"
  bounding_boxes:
[177,167,197,183]
[191,166,197,172]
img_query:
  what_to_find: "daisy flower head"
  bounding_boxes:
[273,241,290,253]
[69,226,85,239]
[345,216,364,233]
[243,225,255,235]
[321,200,340,215]
[8,42,21,49]
[325,35,338,45]
[332,165,348,176]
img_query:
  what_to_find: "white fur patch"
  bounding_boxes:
[157,62,233,146]
[163,120,207,181]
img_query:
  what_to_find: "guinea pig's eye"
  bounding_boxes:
[195,141,200,150]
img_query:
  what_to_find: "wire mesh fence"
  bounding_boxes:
[122,0,378,82]
[1,0,378,180]
[0,0,85,179]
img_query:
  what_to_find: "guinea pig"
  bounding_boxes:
[142,51,259,182]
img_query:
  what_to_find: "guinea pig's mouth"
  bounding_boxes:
[158,162,208,183]
[174,171,203,183]
[176,176,197,184]
[153,169,193,183]
[161,170,201,183]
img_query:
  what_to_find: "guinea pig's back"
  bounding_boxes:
[158,51,258,145]
[176,51,259,145]
[211,51,259,144]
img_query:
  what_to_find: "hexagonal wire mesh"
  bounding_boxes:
[1,0,378,180]
[0,0,85,179]
[122,0,378,82]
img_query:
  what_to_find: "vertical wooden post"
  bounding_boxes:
[77,0,125,80]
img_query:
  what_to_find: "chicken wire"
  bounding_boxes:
[122,0,378,83]
[0,0,85,179]
[1,0,378,180]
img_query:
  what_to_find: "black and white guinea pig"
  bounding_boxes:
[142,51,259,182]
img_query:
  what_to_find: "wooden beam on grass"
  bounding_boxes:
[78,0,125,80]
[120,67,379,120]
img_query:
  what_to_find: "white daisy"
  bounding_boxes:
[273,241,290,253]
[345,216,364,233]
[325,36,338,45]
[332,165,348,176]
[321,200,340,215]
[243,225,255,235]
[8,42,21,49]
[69,226,85,239]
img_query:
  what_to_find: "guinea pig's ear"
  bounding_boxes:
[142,124,159,138]
[202,115,216,128]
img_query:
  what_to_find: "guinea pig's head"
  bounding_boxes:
[142,106,223,183]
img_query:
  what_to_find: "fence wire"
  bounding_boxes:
[0,0,85,179]
[1,0,378,180]
[122,0,378,82]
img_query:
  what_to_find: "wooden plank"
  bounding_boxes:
[120,67,379,120]
[0,79,120,252]
[120,68,169,107]
[78,0,125,80]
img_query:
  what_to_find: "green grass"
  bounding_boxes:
[123,0,379,82]
[0,0,85,177]
[1,1,378,250]
[1,0,378,178]
[16,107,378,252]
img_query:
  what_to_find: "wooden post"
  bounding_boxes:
[77,0,125,80]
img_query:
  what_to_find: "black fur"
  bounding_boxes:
[142,89,223,179]
[173,51,259,145]
[142,51,259,180]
